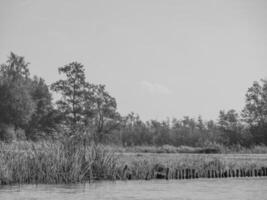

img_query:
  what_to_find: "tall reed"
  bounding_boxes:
[1,141,266,185]
[0,141,119,184]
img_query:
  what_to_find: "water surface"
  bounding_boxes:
[0,178,266,200]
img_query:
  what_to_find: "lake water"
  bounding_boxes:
[0,178,267,200]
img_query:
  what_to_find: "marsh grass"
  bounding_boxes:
[0,141,119,185]
[119,152,267,179]
[1,141,267,185]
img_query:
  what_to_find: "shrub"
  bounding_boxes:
[0,124,15,142]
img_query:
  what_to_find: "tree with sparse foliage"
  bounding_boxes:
[0,52,30,81]
[51,62,87,131]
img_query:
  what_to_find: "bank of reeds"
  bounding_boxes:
[1,141,267,185]
[0,141,119,184]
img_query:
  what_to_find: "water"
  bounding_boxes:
[0,178,267,200]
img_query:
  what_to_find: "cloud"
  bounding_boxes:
[140,81,172,95]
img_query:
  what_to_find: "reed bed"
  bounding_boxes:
[1,141,267,185]
[0,141,119,185]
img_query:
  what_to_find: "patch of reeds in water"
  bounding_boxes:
[1,141,267,185]
[0,141,119,184]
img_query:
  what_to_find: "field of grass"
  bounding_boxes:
[0,141,267,185]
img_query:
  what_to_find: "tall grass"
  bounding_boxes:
[0,141,119,184]
[1,141,267,185]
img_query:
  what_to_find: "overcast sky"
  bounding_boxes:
[1,0,267,121]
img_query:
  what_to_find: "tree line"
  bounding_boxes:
[0,52,266,147]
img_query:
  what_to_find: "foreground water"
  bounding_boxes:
[0,178,266,200]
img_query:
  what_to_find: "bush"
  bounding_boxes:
[0,124,15,142]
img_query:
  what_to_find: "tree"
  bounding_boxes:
[51,62,87,131]
[85,84,120,143]
[0,79,35,130]
[26,76,55,139]
[218,110,239,130]
[0,53,35,135]
[120,113,151,146]
[51,62,120,143]
[242,81,267,126]
[0,52,29,81]
[242,80,267,144]
[149,119,171,146]
[197,116,205,131]
[218,109,243,145]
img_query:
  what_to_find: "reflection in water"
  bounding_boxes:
[0,178,266,200]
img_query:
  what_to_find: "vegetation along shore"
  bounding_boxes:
[0,52,267,184]
[1,141,267,185]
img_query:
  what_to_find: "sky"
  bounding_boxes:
[1,0,267,121]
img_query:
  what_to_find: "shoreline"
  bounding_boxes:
[1,141,267,185]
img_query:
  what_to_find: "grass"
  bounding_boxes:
[0,141,119,184]
[113,144,267,154]
[118,152,267,179]
[120,145,220,154]
[0,141,267,185]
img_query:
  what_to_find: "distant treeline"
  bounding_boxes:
[0,52,267,147]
